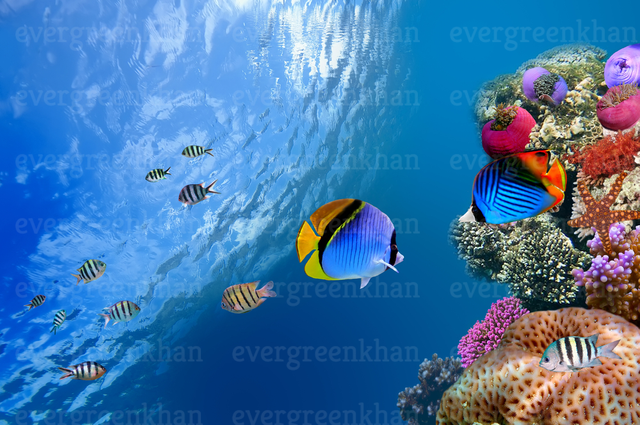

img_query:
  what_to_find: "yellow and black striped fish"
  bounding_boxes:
[71,259,106,285]
[99,300,141,327]
[182,145,213,158]
[25,295,46,310]
[58,361,106,381]
[539,334,621,372]
[51,310,66,334]
[221,281,276,314]
[145,167,171,182]
[178,181,220,205]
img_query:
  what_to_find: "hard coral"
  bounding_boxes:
[573,223,640,324]
[458,297,529,368]
[437,308,640,425]
[398,354,464,425]
[565,131,640,180]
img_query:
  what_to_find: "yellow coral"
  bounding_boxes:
[437,308,640,425]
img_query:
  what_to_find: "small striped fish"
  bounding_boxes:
[24,295,46,310]
[221,281,276,314]
[145,167,171,182]
[50,310,66,334]
[72,259,106,285]
[178,180,220,205]
[540,334,622,372]
[58,361,106,381]
[182,145,213,158]
[99,300,141,327]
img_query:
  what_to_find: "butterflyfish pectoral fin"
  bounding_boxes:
[296,221,320,262]
[360,277,371,289]
[304,251,337,280]
[377,259,399,273]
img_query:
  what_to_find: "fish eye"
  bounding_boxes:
[543,357,550,363]
[221,302,226,308]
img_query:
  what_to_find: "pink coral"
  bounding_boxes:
[457,296,529,367]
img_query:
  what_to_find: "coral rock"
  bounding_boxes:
[437,308,640,425]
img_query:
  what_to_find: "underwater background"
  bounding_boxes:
[2,0,640,424]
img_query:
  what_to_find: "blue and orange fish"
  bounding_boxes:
[460,150,566,224]
[296,199,404,289]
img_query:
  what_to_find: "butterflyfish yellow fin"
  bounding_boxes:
[304,251,337,280]
[310,199,356,236]
[296,221,320,262]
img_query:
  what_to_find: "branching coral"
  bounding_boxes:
[565,131,640,180]
[572,223,640,324]
[457,297,529,367]
[437,308,640,425]
[398,354,464,425]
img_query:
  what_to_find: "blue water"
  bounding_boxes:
[1,0,637,424]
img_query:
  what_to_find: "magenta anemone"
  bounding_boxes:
[597,83,640,131]
[481,105,536,159]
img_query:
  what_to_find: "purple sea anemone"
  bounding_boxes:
[522,67,568,105]
[457,296,529,368]
[481,105,536,159]
[597,83,640,131]
[605,44,640,88]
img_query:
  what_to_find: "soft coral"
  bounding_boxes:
[566,131,640,180]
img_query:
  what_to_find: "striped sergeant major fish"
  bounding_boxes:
[221,281,276,314]
[71,259,106,285]
[25,295,46,310]
[50,310,66,334]
[296,199,404,289]
[58,361,106,381]
[178,180,220,205]
[460,150,566,224]
[182,145,213,158]
[99,300,141,327]
[145,167,171,182]
[539,334,622,372]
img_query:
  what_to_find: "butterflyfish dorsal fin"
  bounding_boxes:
[310,199,358,236]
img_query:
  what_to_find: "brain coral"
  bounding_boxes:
[437,308,640,425]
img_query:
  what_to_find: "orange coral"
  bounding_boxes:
[565,132,640,180]
[436,308,640,425]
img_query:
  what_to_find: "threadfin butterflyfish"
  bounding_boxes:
[296,199,404,289]
[221,281,276,314]
[460,150,566,224]
[178,181,220,205]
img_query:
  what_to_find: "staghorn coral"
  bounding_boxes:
[436,308,640,425]
[475,45,606,156]
[495,215,591,310]
[573,223,640,324]
[457,297,529,368]
[398,354,464,425]
[565,131,640,180]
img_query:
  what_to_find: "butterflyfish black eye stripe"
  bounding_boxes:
[318,200,364,264]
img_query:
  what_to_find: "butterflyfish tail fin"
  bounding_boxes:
[597,339,622,360]
[360,277,371,289]
[205,149,214,157]
[257,281,277,298]
[71,273,82,285]
[377,259,399,273]
[58,367,74,380]
[296,221,319,262]
[98,314,111,328]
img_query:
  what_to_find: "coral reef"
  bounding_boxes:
[605,43,640,87]
[597,83,640,131]
[573,223,640,324]
[398,354,464,425]
[450,215,591,310]
[481,105,536,158]
[436,308,640,425]
[565,131,640,181]
[457,297,529,367]
[474,44,607,155]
